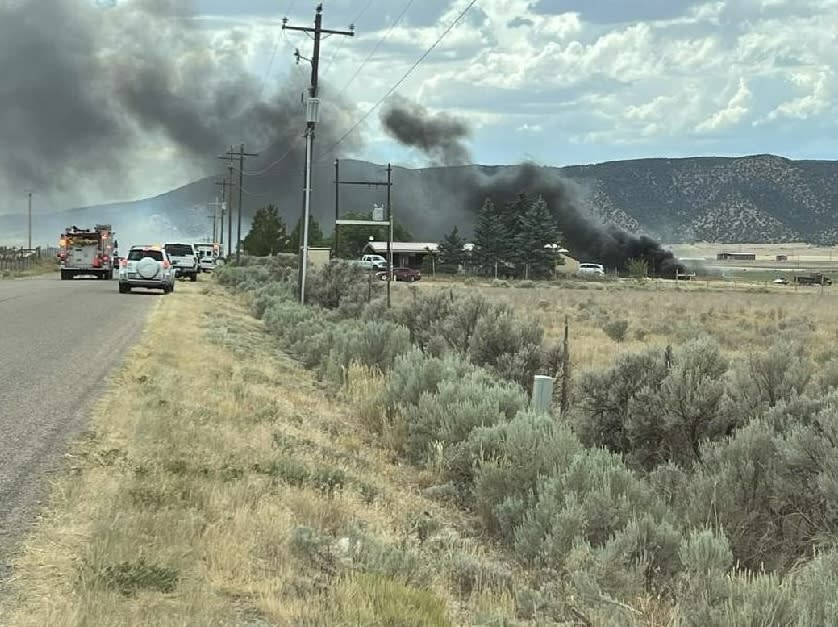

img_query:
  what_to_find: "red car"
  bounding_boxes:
[377,267,422,282]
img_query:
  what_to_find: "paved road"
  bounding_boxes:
[0,274,156,582]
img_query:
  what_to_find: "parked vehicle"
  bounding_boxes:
[793,273,832,286]
[360,254,388,271]
[194,243,220,273]
[377,266,421,282]
[773,277,789,285]
[576,262,605,277]
[118,245,175,294]
[163,242,199,281]
[58,224,116,280]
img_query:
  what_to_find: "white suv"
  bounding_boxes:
[118,245,175,294]
[577,262,605,277]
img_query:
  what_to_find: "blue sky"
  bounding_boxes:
[190,0,838,169]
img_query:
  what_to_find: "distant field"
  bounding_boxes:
[667,242,838,261]
[408,274,838,371]
[658,242,838,282]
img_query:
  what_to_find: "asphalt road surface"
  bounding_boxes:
[0,273,156,583]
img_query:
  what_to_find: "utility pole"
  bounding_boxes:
[386,163,393,308]
[231,143,258,263]
[283,4,354,303]
[209,196,225,243]
[218,147,235,258]
[214,178,227,248]
[26,191,32,250]
[334,158,340,257]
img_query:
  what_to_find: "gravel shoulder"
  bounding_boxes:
[0,275,156,586]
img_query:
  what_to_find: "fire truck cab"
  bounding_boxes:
[58,224,116,281]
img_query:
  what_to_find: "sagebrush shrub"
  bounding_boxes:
[791,550,838,626]
[383,349,492,414]
[251,282,294,319]
[402,375,526,464]
[395,289,457,353]
[595,514,683,594]
[602,318,629,342]
[323,320,412,383]
[573,347,669,457]
[469,309,545,389]
[574,340,733,470]
[677,421,789,571]
[468,411,583,538]
[512,448,665,569]
[306,260,377,311]
[725,338,814,420]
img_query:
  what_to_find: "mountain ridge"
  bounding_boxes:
[3,153,836,247]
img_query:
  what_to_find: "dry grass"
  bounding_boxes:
[0,281,529,626]
[0,257,58,279]
[399,276,838,371]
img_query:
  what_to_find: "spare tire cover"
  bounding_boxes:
[136,256,160,279]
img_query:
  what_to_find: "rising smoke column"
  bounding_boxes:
[380,96,680,276]
[0,0,359,213]
[380,96,472,166]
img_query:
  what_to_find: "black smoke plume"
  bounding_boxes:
[382,96,681,277]
[460,165,681,276]
[380,96,471,166]
[0,0,358,215]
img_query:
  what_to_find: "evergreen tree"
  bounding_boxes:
[437,225,466,273]
[514,195,563,279]
[472,198,509,277]
[287,215,326,252]
[242,204,287,256]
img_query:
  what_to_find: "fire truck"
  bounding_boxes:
[58,224,117,280]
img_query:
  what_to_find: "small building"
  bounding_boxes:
[716,251,756,261]
[363,241,438,269]
[307,247,331,270]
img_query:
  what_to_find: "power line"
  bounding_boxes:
[334,0,415,96]
[319,0,376,77]
[237,142,301,177]
[317,0,479,162]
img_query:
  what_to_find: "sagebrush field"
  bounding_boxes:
[5,256,838,626]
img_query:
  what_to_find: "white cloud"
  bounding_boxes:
[696,77,752,132]
[765,68,832,121]
[42,0,838,206]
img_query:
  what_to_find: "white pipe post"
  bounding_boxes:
[531,375,554,415]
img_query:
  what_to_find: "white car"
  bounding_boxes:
[577,262,605,277]
[118,245,175,294]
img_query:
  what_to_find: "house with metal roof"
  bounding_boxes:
[362,241,439,268]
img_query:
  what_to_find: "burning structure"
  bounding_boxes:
[380,98,684,278]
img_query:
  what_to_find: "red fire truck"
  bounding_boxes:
[58,224,117,280]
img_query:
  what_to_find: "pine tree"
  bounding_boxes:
[473,198,509,277]
[287,215,326,252]
[242,204,287,256]
[438,225,466,273]
[514,195,563,279]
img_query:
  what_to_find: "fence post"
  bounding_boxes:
[531,375,554,415]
